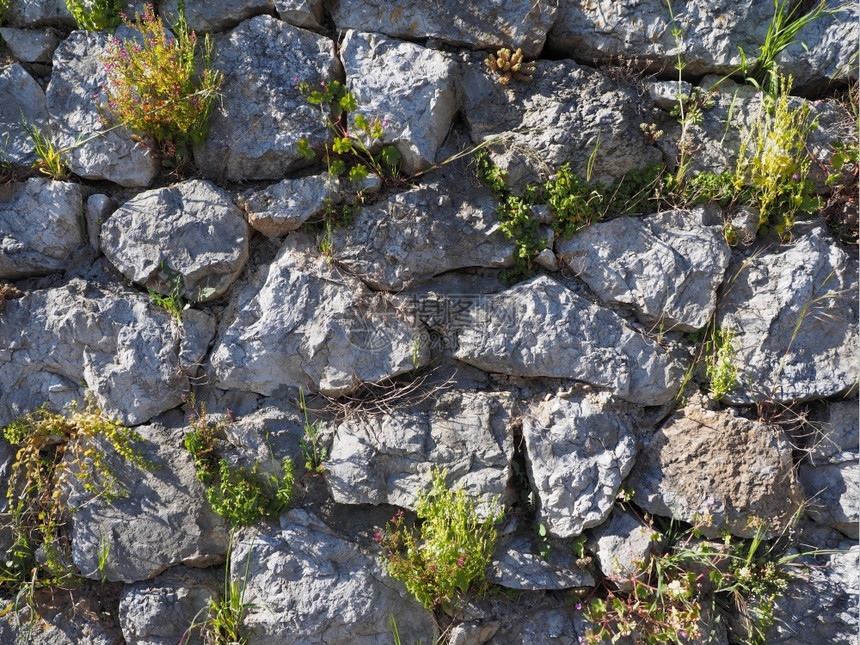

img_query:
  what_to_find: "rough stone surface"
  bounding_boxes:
[460,55,661,190]
[548,0,857,87]
[159,0,273,33]
[329,172,516,291]
[0,63,50,171]
[100,179,249,301]
[488,534,595,590]
[240,173,336,237]
[341,30,459,174]
[119,565,221,645]
[210,235,428,396]
[196,16,340,182]
[326,390,512,518]
[67,418,230,583]
[717,225,858,404]
[586,507,661,591]
[232,510,438,645]
[453,275,685,406]
[3,0,73,27]
[557,207,730,332]
[85,193,113,251]
[274,0,324,28]
[331,0,557,58]
[628,406,805,538]
[523,393,636,539]
[0,280,187,427]
[0,178,84,279]
[0,28,60,63]
[767,546,859,644]
[46,30,159,187]
[179,308,217,377]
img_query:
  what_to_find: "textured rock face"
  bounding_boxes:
[0,280,187,427]
[768,546,860,644]
[3,0,73,27]
[0,63,50,171]
[275,0,324,29]
[326,390,512,518]
[331,0,557,58]
[159,0,273,33]
[100,179,249,301]
[717,226,858,404]
[488,534,595,590]
[586,508,661,592]
[548,0,857,87]
[523,393,636,539]
[232,510,437,645]
[341,30,459,174]
[628,406,805,538]
[46,30,160,188]
[0,178,84,279]
[0,27,61,63]
[119,566,221,645]
[241,173,336,237]
[460,55,661,190]
[67,420,229,583]
[210,235,427,396]
[454,275,684,406]
[557,207,730,332]
[196,16,340,182]
[329,174,516,291]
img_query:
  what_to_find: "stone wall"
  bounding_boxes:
[1,1,857,643]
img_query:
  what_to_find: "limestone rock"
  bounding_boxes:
[488,534,595,590]
[240,173,337,237]
[0,280,187,427]
[196,16,340,182]
[767,547,859,644]
[586,507,661,591]
[717,226,858,404]
[628,406,805,538]
[557,207,730,332]
[340,30,459,174]
[119,566,221,645]
[232,510,437,645]
[0,178,84,279]
[0,63,50,171]
[3,0,73,27]
[274,0,324,29]
[453,275,684,406]
[326,390,512,519]
[210,235,428,397]
[100,179,249,301]
[46,30,159,187]
[460,55,661,191]
[548,0,857,87]
[328,173,516,291]
[331,0,557,58]
[0,28,61,63]
[523,393,636,539]
[67,419,230,583]
[85,193,113,251]
[159,0,273,33]
[179,308,217,377]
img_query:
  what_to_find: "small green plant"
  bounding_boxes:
[583,510,823,645]
[0,0,9,27]
[66,0,122,31]
[0,402,151,596]
[99,3,222,164]
[484,47,536,85]
[298,387,327,474]
[297,80,401,182]
[706,326,739,401]
[183,397,294,528]
[376,468,503,611]
[96,532,111,584]
[733,76,820,238]
[21,119,69,180]
[148,266,185,324]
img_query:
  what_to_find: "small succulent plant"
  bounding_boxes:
[484,47,536,84]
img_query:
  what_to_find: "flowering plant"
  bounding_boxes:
[99,3,222,163]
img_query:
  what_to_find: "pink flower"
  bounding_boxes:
[576,603,582,610]
[792,173,800,180]
[374,531,383,542]
[456,556,465,567]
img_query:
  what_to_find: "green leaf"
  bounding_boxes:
[349,164,369,182]
[831,152,845,171]
[339,92,358,113]
[330,159,346,176]
[332,137,353,155]
[353,113,369,131]
[537,523,547,537]
[307,91,324,105]
[297,139,315,159]
[380,145,401,171]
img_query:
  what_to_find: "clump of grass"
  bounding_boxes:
[376,468,503,611]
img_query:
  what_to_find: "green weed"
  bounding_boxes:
[376,468,503,611]
[706,326,739,401]
[66,0,122,31]
[298,387,327,474]
[21,119,69,180]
